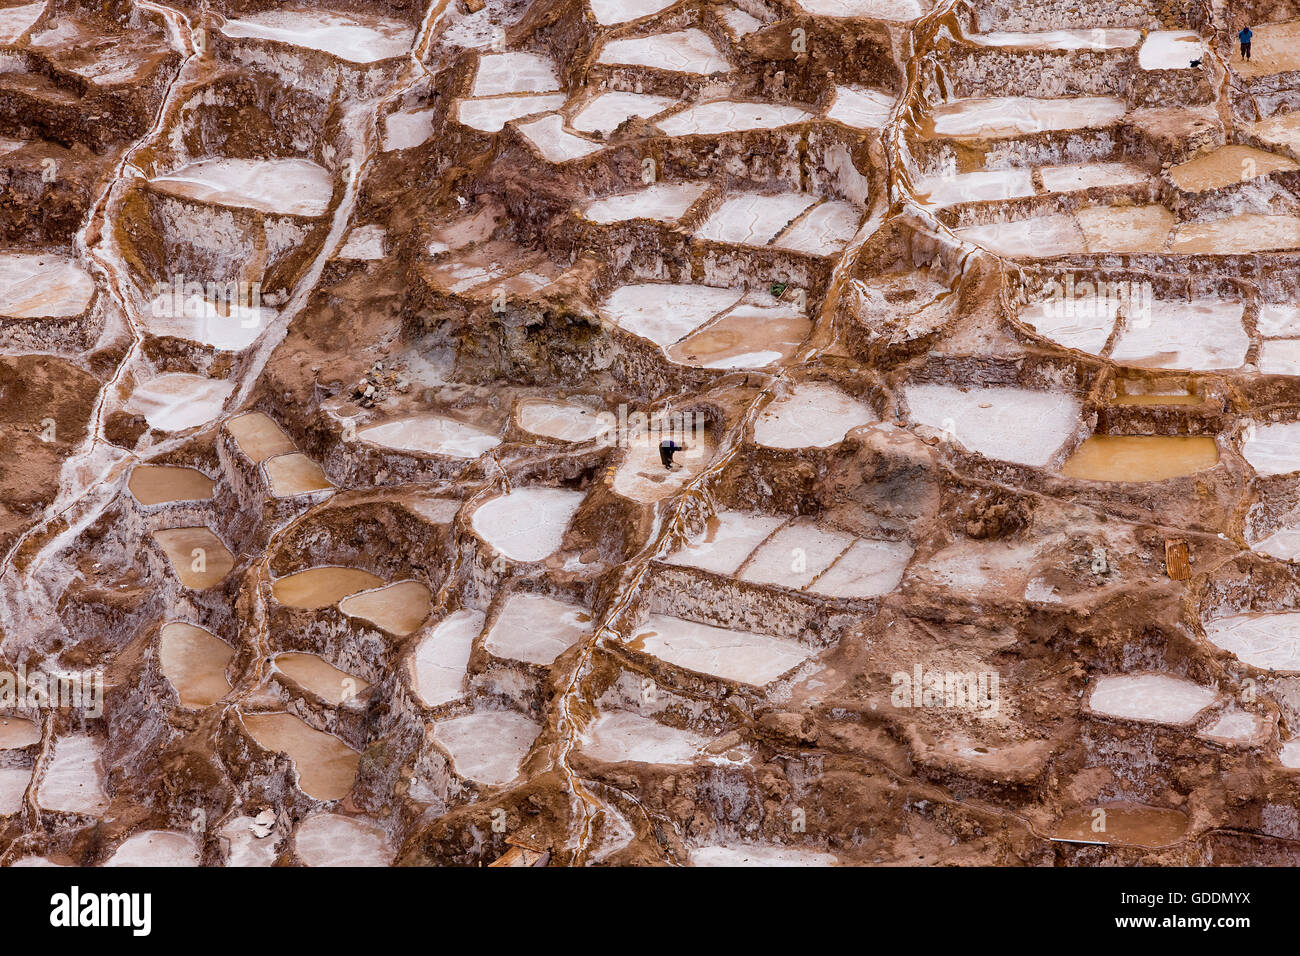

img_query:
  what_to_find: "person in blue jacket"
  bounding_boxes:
[1239,25,1253,61]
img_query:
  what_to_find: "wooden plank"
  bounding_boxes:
[1165,539,1191,580]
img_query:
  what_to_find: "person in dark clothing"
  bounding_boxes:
[1239,26,1253,61]
[659,439,686,469]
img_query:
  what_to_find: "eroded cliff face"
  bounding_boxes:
[1,0,1299,867]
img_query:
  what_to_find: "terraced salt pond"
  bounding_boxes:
[1088,674,1217,725]
[580,711,708,765]
[226,411,297,462]
[127,465,214,505]
[337,581,431,636]
[36,734,108,814]
[241,712,359,801]
[149,158,334,217]
[125,374,234,432]
[570,91,675,135]
[1053,805,1188,847]
[966,29,1140,50]
[515,114,604,163]
[470,487,585,562]
[104,831,200,866]
[826,86,895,128]
[904,384,1081,467]
[516,400,609,443]
[753,383,875,449]
[690,844,838,866]
[471,52,560,96]
[583,182,708,225]
[587,0,677,25]
[275,653,369,706]
[432,711,540,786]
[928,97,1126,138]
[484,593,589,666]
[271,567,385,609]
[0,252,94,318]
[1061,437,1219,482]
[597,29,730,75]
[456,94,566,133]
[628,615,814,687]
[409,610,482,708]
[655,101,813,137]
[219,8,415,62]
[0,717,40,749]
[296,814,391,866]
[1202,612,1300,672]
[794,0,927,19]
[151,527,235,589]
[694,194,861,254]
[358,415,501,458]
[1169,145,1298,193]
[0,768,30,815]
[613,428,714,503]
[1138,31,1202,70]
[264,454,332,497]
[159,622,232,708]
[1242,422,1300,476]
[143,292,270,351]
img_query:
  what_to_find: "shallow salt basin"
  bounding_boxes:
[1088,674,1217,724]
[1076,204,1175,253]
[515,114,603,163]
[0,2,44,45]
[916,168,1035,207]
[275,653,369,706]
[597,29,730,74]
[456,94,566,133]
[1138,30,1202,70]
[296,814,391,866]
[37,734,109,814]
[809,538,914,599]
[967,29,1140,50]
[929,97,1126,138]
[955,213,1085,258]
[629,614,814,687]
[1259,339,1300,376]
[1203,612,1300,671]
[0,767,29,815]
[226,411,296,463]
[826,86,895,128]
[104,831,200,867]
[1053,805,1188,847]
[127,464,214,505]
[1170,213,1300,255]
[904,384,1081,467]
[601,282,743,347]
[794,0,925,19]
[665,511,786,575]
[667,300,811,369]
[143,293,270,351]
[1256,303,1300,338]
[0,253,94,319]
[656,101,814,137]
[1252,523,1300,561]
[125,373,233,432]
[338,581,431,636]
[580,711,708,765]
[242,713,359,801]
[1108,300,1247,370]
[149,158,333,217]
[772,200,862,255]
[485,593,589,665]
[471,52,561,96]
[588,0,676,24]
[383,107,435,150]
[152,527,235,589]
[264,453,332,497]
[691,844,837,866]
[753,382,876,449]
[1281,739,1300,768]
[410,610,482,708]
[1200,710,1267,746]
[584,182,708,224]
[1039,162,1148,193]
[1017,295,1117,354]
[517,399,609,443]
[570,91,676,135]
[695,192,817,245]
[1061,436,1219,482]
[272,567,384,609]
[613,427,714,502]
[471,487,585,562]
[338,224,386,260]
[358,415,499,458]
[220,9,414,63]
[1169,145,1298,193]
[1243,425,1300,490]
[741,522,858,590]
[433,711,540,786]
[0,717,40,749]
[159,622,232,709]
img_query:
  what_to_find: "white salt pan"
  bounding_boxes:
[587,0,677,25]
[125,374,233,432]
[104,831,199,867]
[826,86,895,128]
[485,593,589,666]
[0,253,94,319]
[657,101,813,137]
[570,91,676,134]
[471,52,560,95]
[410,610,482,708]
[471,487,585,562]
[433,711,539,786]
[1204,612,1300,671]
[584,182,708,224]
[753,382,875,449]
[296,814,391,866]
[1089,674,1217,724]
[150,158,333,217]
[601,282,742,346]
[220,9,414,63]
[904,383,1081,467]
[359,415,499,458]
[630,614,814,687]
[37,734,108,815]
[1139,31,1202,70]
[456,94,566,132]
[691,843,837,865]
[665,511,786,575]
[581,711,708,764]
[597,29,730,74]
[1109,300,1247,371]
[515,114,603,163]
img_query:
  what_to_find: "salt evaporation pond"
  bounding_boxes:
[583,182,708,225]
[456,94,566,133]
[904,384,1081,467]
[265,453,332,497]
[1202,612,1300,672]
[928,96,1126,138]
[471,487,585,562]
[143,292,270,351]
[125,374,233,432]
[1061,436,1219,482]
[516,399,609,443]
[275,653,369,706]
[337,580,431,636]
[149,158,333,217]
[471,52,560,96]
[570,91,675,134]
[1088,674,1217,725]
[241,712,359,801]
[220,9,415,62]
[433,711,540,786]
[37,734,109,814]
[1242,422,1300,476]
[695,192,816,245]
[580,711,708,765]
[484,593,589,665]
[0,252,94,318]
[794,0,926,20]
[104,831,200,867]
[409,610,482,708]
[0,717,39,749]
[753,382,876,449]
[127,465,214,505]
[587,0,677,25]
[597,29,731,74]
[630,614,814,687]
[1053,805,1188,847]
[665,511,787,575]
[0,767,30,815]
[226,411,296,462]
[152,527,235,589]
[358,414,501,458]
[271,567,385,609]
[1109,300,1247,371]
[296,814,391,866]
[515,114,603,163]
[656,101,813,137]
[1138,31,1202,70]
[667,300,811,369]
[690,843,837,866]
[159,622,232,708]
[826,86,895,128]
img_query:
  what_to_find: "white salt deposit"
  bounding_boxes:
[570,91,676,134]
[1259,340,1300,376]
[150,158,333,217]
[691,843,837,866]
[125,374,234,432]
[358,415,500,458]
[1242,422,1300,476]
[143,292,270,351]
[669,298,810,369]
[471,487,585,562]
[1109,301,1247,371]
[1038,162,1148,193]
[471,52,560,96]
[665,511,786,575]
[1259,304,1300,338]
[1017,296,1118,354]
[597,29,730,74]
[742,522,857,589]
[955,214,1086,258]
[0,768,28,815]
[383,107,435,150]
[809,538,913,598]
[630,614,814,687]
[37,734,108,814]
[772,200,862,254]
[0,253,94,319]
[930,97,1126,138]
[220,9,414,63]
[601,282,742,346]
[696,192,818,245]
[657,101,813,137]
[916,168,1035,207]
[338,224,386,260]
[1088,674,1217,724]
[409,610,483,708]
[517,399,609,442]
[456,94,566,132]
[587,0,677,25]
[794,0,925,20]
[485,593,589,665]
[1200,710,1266,745]
[1281,739,1300,768]
[581,711,708,764]
[221,816,277,867]
[904,383,1081,467]
[296,814,391,866]
[0,2,44,45]
[1203,612,1300,671]
[515,114,604,163]
[584,182,708,224]
[753,382,876,449]
[1139,31,1202,70]
[968,29,1140,50]
[826,86,895,128]
[433,711,539,786]
[104,831,200,867]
